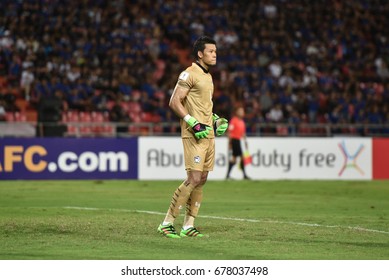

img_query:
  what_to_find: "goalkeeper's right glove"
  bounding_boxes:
[184,115,212,139]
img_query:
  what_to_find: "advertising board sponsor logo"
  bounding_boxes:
[338,140,365,176]
[0,147,129,173]
[0,139,137,179]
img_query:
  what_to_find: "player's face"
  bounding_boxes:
[200,44,217,66]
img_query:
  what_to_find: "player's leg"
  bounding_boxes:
[162,180,196,222]
[180,178,206,238]
[182,171,207,231]
[226,157,236,179]
[240,157,250,179]
[181,138,214,237]
[157,179,195,238]
[158,138,205,238]
[226,139,239,179]
[236,141,250,179]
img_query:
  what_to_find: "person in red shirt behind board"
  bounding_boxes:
[226,106,250,180]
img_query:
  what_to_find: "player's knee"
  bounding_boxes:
[199,172,209,186]
[189,176,207,187]
[187,171,205,187]
[189,177,202,187]
[199,177,207,186]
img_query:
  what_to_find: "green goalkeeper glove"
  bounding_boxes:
[212,113,229,136]
[185,115,212,139]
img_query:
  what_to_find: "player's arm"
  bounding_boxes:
[169,85,211,139]
[169,85,189,118]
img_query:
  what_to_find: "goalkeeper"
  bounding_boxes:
[157,36,228,238]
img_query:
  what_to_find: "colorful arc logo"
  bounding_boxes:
[338,141,365,176]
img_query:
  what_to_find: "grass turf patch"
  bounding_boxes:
[0,180,388,260]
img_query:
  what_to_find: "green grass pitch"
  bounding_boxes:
[0,180,388,260]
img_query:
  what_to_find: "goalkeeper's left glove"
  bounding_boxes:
[212,113,228,136]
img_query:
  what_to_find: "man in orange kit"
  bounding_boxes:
[226,106,250,180]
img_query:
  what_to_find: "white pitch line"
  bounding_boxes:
[63,206,389,235]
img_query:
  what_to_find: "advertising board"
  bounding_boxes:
[0,138,138,179]
[138,137,372,180]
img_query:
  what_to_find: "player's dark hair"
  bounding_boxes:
[192,36,216,59]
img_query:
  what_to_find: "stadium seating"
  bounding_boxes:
[1,0,388,136]
[5,112,15,122]
[60,110,114,137]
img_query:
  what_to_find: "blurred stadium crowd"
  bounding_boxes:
[1,0,389,135]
